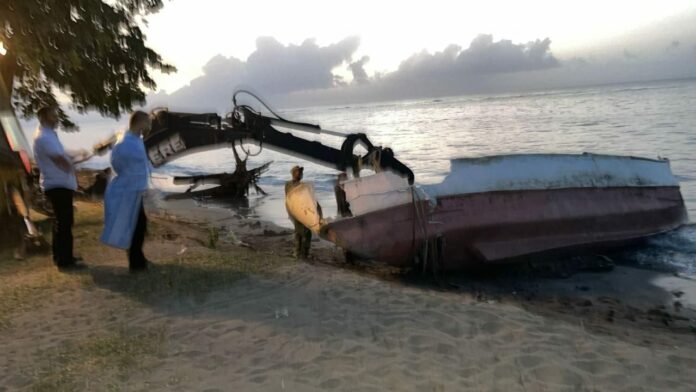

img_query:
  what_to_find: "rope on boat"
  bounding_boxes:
[411,187,445,278]
[411,187,430,273]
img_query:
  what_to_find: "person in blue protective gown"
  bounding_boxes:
[100,111,152,272]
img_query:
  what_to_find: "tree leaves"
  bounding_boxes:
[0,0,176,130]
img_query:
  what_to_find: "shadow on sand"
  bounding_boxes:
[87,242,696,349]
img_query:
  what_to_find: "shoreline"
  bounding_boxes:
[1,197,695,390]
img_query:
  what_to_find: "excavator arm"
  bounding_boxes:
[141,99,414,184]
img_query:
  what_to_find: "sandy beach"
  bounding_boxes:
[3,1,696,390]
[1,197,695,391]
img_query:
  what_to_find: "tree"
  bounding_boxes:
[0,0,175,128]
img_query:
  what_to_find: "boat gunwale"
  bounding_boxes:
[433,184,686,202]
[449,152,672,164]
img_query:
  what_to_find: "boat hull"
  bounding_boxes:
[321,186,688,270]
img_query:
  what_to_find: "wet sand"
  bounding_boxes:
[1,197,695,391]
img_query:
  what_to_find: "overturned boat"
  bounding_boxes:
[130,91,688,271]
[318,153,688,270]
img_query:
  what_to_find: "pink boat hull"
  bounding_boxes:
[321,186,688,270]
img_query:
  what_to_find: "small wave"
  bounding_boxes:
[258,175,336,188]
[154,166,216,177]
[620,224,696,277]
[648,224,696,252]
[611,84,680,94]
[675,175,695,182]
[573,121,601,127]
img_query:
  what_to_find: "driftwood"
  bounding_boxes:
[71,141,271,202]
[176,142,271,199]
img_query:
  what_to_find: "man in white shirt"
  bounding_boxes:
[33,106,84,270]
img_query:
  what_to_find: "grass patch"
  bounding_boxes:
[28,325,166,392]
[0,269,92,329]
[0,251,46,275]
[0,202,102,328]
[207,227,220,249]
[1,200,294,327]
[2,200,295,389]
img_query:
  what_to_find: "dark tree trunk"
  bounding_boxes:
[0,49,16,107]
[226,141,269,197]
[180,142,271,199]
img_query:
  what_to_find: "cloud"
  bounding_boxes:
[149,24,696,111]
[564,57,590,67]
[245,36,359,93]
[393,35,559,80]
[154,34,562,109]
[348,56,370,84]
[340,34,560,101]
[456,34,559,73]
[623,49,638,59]
[153,36,361,111]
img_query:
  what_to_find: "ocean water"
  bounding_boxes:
[149,79,696,275]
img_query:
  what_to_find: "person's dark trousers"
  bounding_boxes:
[291,218,311,259]
[128,203,148,270]
[45,188,74,266]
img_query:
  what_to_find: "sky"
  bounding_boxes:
[19,0,696,139]
[10,0,696,171]
[143,0,696,97]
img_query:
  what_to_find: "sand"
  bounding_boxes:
[1,198,695,391]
